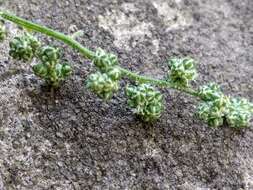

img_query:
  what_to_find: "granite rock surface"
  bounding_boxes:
[0,0,252,189]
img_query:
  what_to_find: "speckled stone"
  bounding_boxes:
[0,0,252,189]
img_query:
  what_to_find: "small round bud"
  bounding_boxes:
[33,63,48,78]
[27,33,41,52]
[38,46,61,63]
[226,98,253,128]
[93,48,118,72]
[107,67,122,80]
[0,22,7,41]
[86,72,119,100]
[197,96,229,127]
[9,33,40,61]
[167,58,197,88]
[33,61,72,87]
[54,63,72,79]
[126,84,163,121]
[198,83,222,101]
[60,63,72,78]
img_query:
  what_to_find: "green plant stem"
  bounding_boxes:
[119,68,198,96]
[0,11,199,98]
[0,11,94,59]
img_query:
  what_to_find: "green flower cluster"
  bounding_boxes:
[37,45,61,63]
[93,48,118,72]
[197,95,229,127]
[167,58,197,88]
[0,21,7,41]
[198,83,223,101]
[197,83,253,128]
[86,48,121,99]
[9,33,41,61]
[226,98,253,128]
[126,84,163,121]
[33,46,72,87]
[86,72,119,100]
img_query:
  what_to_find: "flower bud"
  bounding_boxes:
[167,58,197,88]
[60,63,72,78]
[54,63,72,78]
[33,61,72,87]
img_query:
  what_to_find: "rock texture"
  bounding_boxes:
[0,0,252,189]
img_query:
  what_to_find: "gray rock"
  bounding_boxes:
[0,0,252,189]
[0,174,4,190]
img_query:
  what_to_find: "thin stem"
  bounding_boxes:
[119,68,199,96]
[0,11,199,98]
[119,68,168,86]
[0,11,94,59]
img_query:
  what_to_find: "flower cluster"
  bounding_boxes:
[126,84,163,121]
[93,48,118,72]
[198,83,223,101]
[8,32,71,87]
[197,83,253,128]
[197,95,229,127]
[37,46,61,63]
[33,46,72,87]
[9,33,41,61]
[86,72,119,100]
[86,48,121,99]
[0,21,7,41]
[167,58,197,88]
[226,98,253,128]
